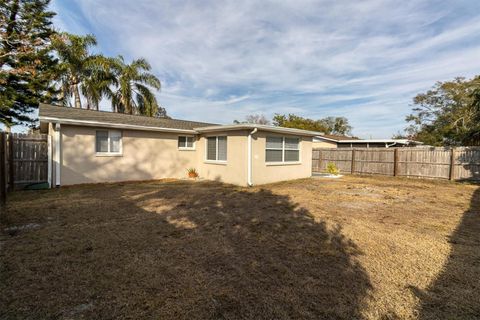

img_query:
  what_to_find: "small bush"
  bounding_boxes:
[326,162,340,175]
[187,168,199,178]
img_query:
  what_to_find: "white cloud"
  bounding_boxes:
[50,0,480,137]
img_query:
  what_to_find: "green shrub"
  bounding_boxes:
[187,168,199,178]
[326,162,340,175]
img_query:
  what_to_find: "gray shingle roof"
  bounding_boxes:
[39,104,217,130]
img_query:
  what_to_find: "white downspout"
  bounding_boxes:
[47,135,52,188]
[247,128,258,186]
[54,123,61,187]
[386,142,397,148]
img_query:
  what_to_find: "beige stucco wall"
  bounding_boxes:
[312,140,337,148]
[251,130,313,185]
[60,125,197,185]
[195,130,249,186]
[56,125,313,187]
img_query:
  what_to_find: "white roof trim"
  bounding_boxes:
[337,139,422,144]
[313,136,340,142]
[313,136,422,144]
[40,116,326,137]
[39,116,197,134]
[195,124,322,136]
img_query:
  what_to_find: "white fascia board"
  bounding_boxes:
[195,124,322,137]
[338,139,422,144]
[313,136,340,142]
[39,116,197,134]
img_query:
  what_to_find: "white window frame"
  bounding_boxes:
[265,136,301,165]
[178,135,196,150]
[205,135,227,164]
[95,130,123,156]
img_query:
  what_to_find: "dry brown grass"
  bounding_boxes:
[1,175,479,319]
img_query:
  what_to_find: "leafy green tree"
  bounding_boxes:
[272,114,353,135]
[405,76,480,146]
[0,0,58,127]
[273,114,329,132]
[319,116,352,135]
[467,86,480,144]
[155,105,169,118]
[234,114,270,125]
[109,55,161,115]
[391,131,408,139]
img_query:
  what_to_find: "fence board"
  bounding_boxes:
[312,147,480,181]
[6,133,48,189]
[0,133,6,208]
[313,148,353,173]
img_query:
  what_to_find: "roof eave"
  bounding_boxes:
[313,136,340,142]
[39,116,197,134]
[337,139,423,144]
[195,124,322,136]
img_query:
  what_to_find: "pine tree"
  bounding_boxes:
[0,0,58,127]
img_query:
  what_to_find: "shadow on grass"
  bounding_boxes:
[1,181,372,319]
[412,186,480,319]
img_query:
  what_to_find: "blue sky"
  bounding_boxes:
[46,0,480,137]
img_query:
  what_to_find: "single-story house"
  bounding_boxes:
[39,104,320,187]
[313,134,422,148]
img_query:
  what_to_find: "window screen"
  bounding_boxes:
[96,131,109,153]
[178,136,195,149]
[284,137,299,162]
[266,136,283,149]
[266,149,283,162]
[284,150,299,162]
[96,130,121,154]
[110,131,122,153]
[285,137,299,149]
[217,136,227,161]
[207,137,217,160]
[178,136,187,148]
[265,136,300,163]
[186,137,194,148]
[206,136,227,161]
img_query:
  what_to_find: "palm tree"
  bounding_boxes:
[109,55,161,115]
[52,33,110,109]
[81,58,115,110]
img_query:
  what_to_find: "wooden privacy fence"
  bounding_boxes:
[0,132,49,196]
[312,147,480,181]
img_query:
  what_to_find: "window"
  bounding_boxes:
[96,130,122,155]
[206,136,227,162]
[178,136,195,150]
[266,136,299,163]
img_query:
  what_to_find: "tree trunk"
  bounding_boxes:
[73,83,82,108]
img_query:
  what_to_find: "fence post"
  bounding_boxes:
[0,132,7,211]
[393,148,399,177]
[351,149,356,174]
[8,133,14,191]
[449,148,456,180]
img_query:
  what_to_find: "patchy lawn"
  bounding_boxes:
[1,175,479,319]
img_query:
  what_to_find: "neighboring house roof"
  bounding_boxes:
[39,103,215,133]
[340,139,418,144]
[314,134,422,145]
[39,104,322,137]
[313,134,359,142]
[323,134,359,141]
[336,139,422,145]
